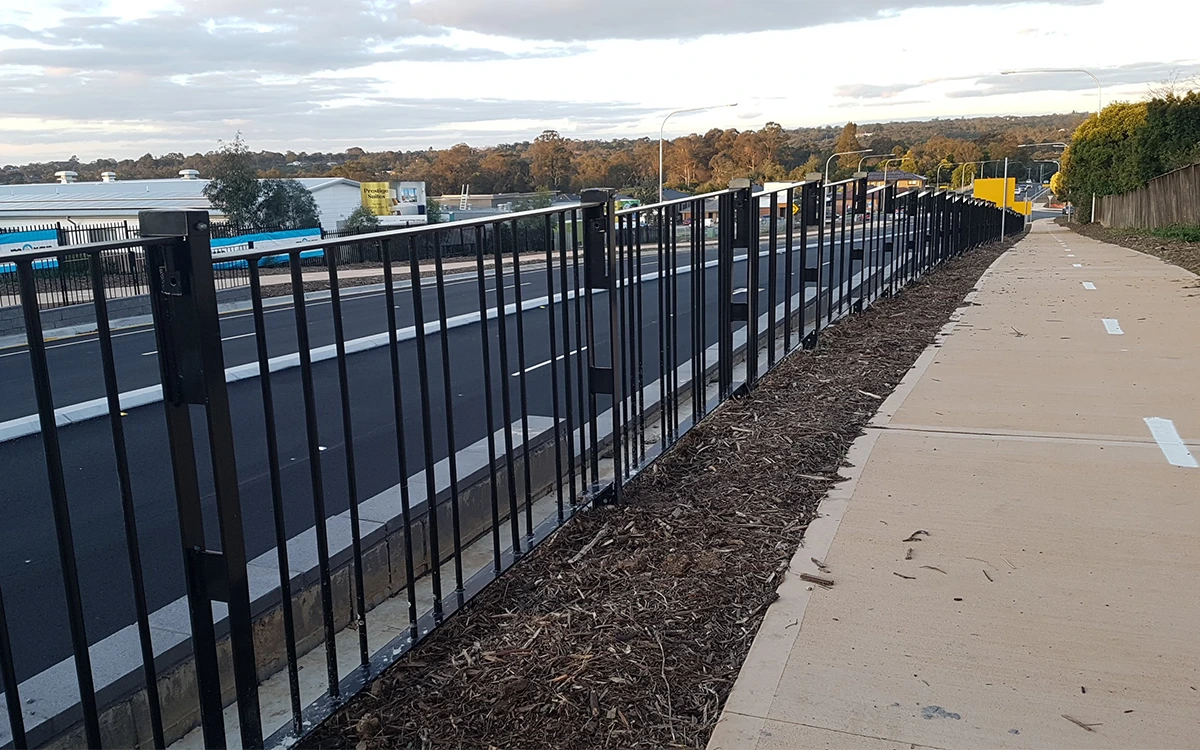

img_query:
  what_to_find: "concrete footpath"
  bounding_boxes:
[710,220,1200,749]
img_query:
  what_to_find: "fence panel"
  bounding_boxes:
[0,189,1020,750]
[1094,162,1200,229]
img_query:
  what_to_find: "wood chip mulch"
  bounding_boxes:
[1057,217,1200,276]
[302,237,1015,750]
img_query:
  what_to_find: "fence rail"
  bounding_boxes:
[0,179,1023,749]
[0,221,375,311]
[1094,161,1200,229]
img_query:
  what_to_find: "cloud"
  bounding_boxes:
[0,64,657,152]
[0,0,598,159]
[946,61,1200,98]
[410,0,1100,41]
[833,83,920,99]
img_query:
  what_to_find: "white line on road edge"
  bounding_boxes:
[1102,318,1124,335]
[1143,417,1199,468]
[512,346,587,377]
[1082,282,1097,290]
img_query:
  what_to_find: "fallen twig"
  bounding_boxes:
[902,530,930,542]
[920,565,947,574]
[810,557,830,572]
[893,572,916,580]
[568,523,611,564]
[982,569,993,582]
[800,573,835,587]
[1061,714,1100,732]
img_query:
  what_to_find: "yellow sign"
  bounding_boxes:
[792,203,800,215]
[360,182,391,216]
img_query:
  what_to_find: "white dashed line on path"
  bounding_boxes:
[1144,418,1198,468]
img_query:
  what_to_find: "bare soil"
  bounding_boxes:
[302,238,1015,750]
[1057,218,1200,276]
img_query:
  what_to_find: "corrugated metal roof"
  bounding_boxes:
[0,177,358,213]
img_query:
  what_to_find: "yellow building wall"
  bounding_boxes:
[973,178,1031,215]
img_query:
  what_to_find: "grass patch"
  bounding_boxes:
[1149,224,1200,243]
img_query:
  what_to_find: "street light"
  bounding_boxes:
[961,158,1005,184]
[659,102,738,202]
[880,157,902,185]
[857,154,883,172]
[1001,69,1102,116]
[1034,159,1060,185]
[825,148,872,185]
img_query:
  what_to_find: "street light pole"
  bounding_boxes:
[1000,156,1009,237]
[825,148,873,185]
[659,102,738,202]
[881,157,901,186]
[1001,69,1102,116]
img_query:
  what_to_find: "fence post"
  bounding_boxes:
[580,189,623,505]
[727,178,755,388]
[139,209,263,749]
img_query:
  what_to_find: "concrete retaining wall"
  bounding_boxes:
[13,418,565,749]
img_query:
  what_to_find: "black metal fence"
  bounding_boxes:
[0,180,1023,749]
[0,221,333,311]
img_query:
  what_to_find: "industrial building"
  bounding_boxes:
[0,170,364,231]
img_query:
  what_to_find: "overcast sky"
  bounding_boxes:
[1,0,1196,162]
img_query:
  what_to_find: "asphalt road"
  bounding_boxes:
[1,218,912,682]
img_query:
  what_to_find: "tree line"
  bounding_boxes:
[1056,89,1200,221]
[2,113,1088,199]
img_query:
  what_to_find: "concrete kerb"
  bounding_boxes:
[706,246,1009,750]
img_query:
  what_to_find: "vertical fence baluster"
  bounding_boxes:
[287,248,340,698]
[407,235,444,621]
[17,258,102,748]
[247,263,304,734]
[0,583,25,749]
[571,216,591,491]
[382,240,419,636]
[88,252,165,748]
[326,248,371,666]
[432,230,465,595]
[556,212,579,510]
[543,216,566,522]
[508,221,535,536]
[492,224,522,554]
[473,226,503,573]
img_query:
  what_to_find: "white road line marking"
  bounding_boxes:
[1073,263,1083,268]
[1143,417,1198,468]
[511,346,588,377]
[1082,282,1096,290]
[1102,318,1124,335]
[142,330,258,356]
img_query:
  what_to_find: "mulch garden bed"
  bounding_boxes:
[302,237,1016,750]
[1057,217,1200,276]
